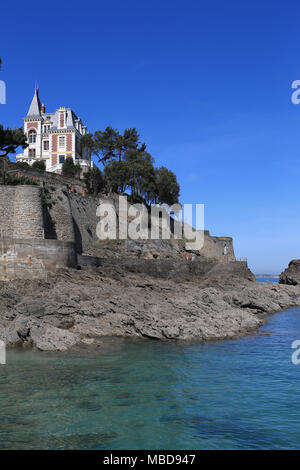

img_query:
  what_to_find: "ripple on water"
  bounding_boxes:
[1,308,300,449]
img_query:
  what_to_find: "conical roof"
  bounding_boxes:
[27,84,41,116]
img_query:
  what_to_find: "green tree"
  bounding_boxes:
[138,153,157,204]
[104,160,129,193]
[32,160,46,172]
[81,127,145,167]
[81,126,180,206]
[75,162,82,178]
[156,166,180,205]
[61,157,77,177]
[82,127,121,167]
[84,166,105,195]
[120,128,145,158]
[124,149,156,203]
[0,124,28,158]
[15,161,30,170]
[80,133,95,159]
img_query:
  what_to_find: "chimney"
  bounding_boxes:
[41,103,46,113]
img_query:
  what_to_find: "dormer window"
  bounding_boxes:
[28,130,36,143]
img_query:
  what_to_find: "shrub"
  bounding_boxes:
[14,161,30,170]
[32,160,46,172]
[5,175,40,186]
[84,167,105,195]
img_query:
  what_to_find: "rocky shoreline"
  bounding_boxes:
[279,260,300,286]
[0,259,299,351]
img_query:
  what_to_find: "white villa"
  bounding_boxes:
[16,86,92,174]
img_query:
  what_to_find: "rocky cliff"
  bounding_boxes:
[85,193,236,261]
[279,260,300,285]
[0,171,298,351]
[1,163,238,263]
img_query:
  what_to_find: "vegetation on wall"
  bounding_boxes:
[4,174,40,186]
[14,161,30,170]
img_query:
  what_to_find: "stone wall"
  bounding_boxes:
[199,230,235,261]
[0,180,236,273]
[42,183,98,252]
[13,186,44,239]
[0,186,15,237]
[69,194,98,253]
[5,162,86,193]
[0,185,44,239]
[44,184,75,242]
[0,237,77,281]
[0,184,77,280]
[91,195,236,261]
[78,255,253,281]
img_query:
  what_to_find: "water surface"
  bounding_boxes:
[256,277,279,283]
[1,307,300,449]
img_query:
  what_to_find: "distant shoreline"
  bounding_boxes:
[255,274,280,279]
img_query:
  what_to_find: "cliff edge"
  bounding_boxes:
[279,260,300,285]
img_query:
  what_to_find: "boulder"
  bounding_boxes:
[0,315,80,351]
[30,325,79,351]
[279,260,300,285]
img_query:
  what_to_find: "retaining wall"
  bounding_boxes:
[0,185,44,239]
[0,237,77,280]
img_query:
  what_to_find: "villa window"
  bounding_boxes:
[59,155,65,164]
[28,130,36,143]
[59,136,65,148]
[29,148,36,158]
[43,141,49,151]
[43,125,50,133]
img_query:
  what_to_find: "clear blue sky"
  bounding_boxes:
[1,0,300,273]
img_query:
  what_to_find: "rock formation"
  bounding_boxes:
[279,260,300,285]
[1,167,298,352]
[0,258,299,351]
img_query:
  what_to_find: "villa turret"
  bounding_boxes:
[16,85,92,175]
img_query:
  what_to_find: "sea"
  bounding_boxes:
[1,277,300,450]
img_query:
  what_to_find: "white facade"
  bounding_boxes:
[16,86,92,174]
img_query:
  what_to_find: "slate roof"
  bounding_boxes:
[24,86,88,134]
[26,84,41,117]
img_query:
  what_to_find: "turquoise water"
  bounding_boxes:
[1,307,300,449]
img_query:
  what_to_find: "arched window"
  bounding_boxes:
[28,130,36,143]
